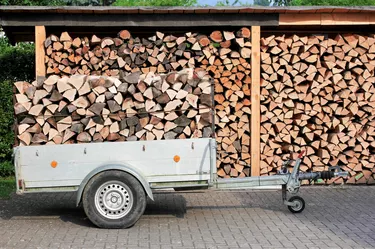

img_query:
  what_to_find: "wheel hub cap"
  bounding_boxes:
[110,195,119,204]
[293,201,302,210]
[94,181,133,219]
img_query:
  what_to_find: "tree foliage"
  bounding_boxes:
[0,37,34,176]
[113,0,196,6]
[0,0,65,5]
[65,0,116,5]
[290,0,375,5]
[0,0,116,5]
[274,0,375,5]
[216,0,240,6]
[254,0,271,6]
[272,0,292,6]
[0,38,34,83]
[216,0,267,6]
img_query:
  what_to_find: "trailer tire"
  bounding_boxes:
[82,170,147,228]
[287,196,305,213]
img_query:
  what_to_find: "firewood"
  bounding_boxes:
[18,124,30,135]
[165,112,178,121]
[240,48,251,58]
[57,78,72,93]
[14,81,31,94]
[237,27,251,38]
[186,94,198,108]
[57,123,71,133]
[69,75,86,90]
[101,37,114,48]
[91,35,101,44]
[32,133,48,143]
[36,29,255,178]
[77,132,92,142]
[18,132,32,145]
[107,133,120,141]
[60,32,72,42]
[78,82,91,96]
[16,96,31,108]
[223,31,235,41]
[257,33,375,181]
[28,105,44,116]
[110,122,120,133]
[63,89,77,102]
[53,42,63,51]
[72,97,89,109]
[118,30,131,40]
[14,103,28,115]
[143,88,153,100]
[165,100,182,112]
[210,31,223,43]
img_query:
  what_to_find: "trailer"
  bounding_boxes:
[13,138,347,228]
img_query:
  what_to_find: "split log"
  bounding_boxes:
[14,70,213,148]
[259,33,375,184]
[40,28,254,178]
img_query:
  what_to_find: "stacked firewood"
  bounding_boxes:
[14,69,214,145]
[260,33,375,184]
[203,29,252,178]
[43,28,252,178]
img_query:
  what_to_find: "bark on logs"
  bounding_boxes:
[260,33,375,184]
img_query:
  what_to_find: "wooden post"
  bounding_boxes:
[35,26,46,85]
[251,26,261,177]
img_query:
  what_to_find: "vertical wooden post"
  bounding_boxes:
[251,26,261,177]
[35,26,46,84]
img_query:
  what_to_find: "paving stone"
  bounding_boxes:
[0,186,374,248]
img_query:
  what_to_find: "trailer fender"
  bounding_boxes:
[76,164,153,206]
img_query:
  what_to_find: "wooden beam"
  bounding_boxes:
[279,13,375,26]
[321,13,370,25]
[35,26,46,84]
[251,26,261,177]
[1,13,278,27]
[279,14,320,26]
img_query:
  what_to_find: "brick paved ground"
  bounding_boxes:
[0,186,374,249]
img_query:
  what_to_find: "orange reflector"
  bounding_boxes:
[174,155,180,163]
[51,161,58,168]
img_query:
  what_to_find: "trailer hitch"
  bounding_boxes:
[280,151,349,213]
[215,150,348,213]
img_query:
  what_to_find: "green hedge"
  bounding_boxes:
[0,37,34,176]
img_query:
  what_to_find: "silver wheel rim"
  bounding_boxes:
[94,180,133,219]
[292,200,302,211]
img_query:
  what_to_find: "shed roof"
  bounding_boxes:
[2,6,375,43]
[1,6,375,14]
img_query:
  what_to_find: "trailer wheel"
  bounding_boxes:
[287,196,305,213]
[82,170,147,228]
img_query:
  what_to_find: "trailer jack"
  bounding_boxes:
[216,151,349,213]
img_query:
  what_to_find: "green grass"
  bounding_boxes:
[0,177,15,199]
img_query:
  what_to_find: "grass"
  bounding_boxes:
[0,177,15,199]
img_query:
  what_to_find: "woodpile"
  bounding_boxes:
[260,33,375,184]
[204,29,252,178]
[42,28,252,178]
[14,69,213,145]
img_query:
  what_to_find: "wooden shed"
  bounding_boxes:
[2,6,375,184]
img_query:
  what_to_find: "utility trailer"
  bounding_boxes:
[13,137,348,228]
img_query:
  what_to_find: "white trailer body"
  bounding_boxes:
[13,137,347,228]
[14,138,216,197]
[14,138,218,228]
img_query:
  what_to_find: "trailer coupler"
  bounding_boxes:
[281,154,348,213]
[215,151,348,213]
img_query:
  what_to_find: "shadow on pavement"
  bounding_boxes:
[0,191,188,227]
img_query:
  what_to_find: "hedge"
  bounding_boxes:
[0,37,34,176]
